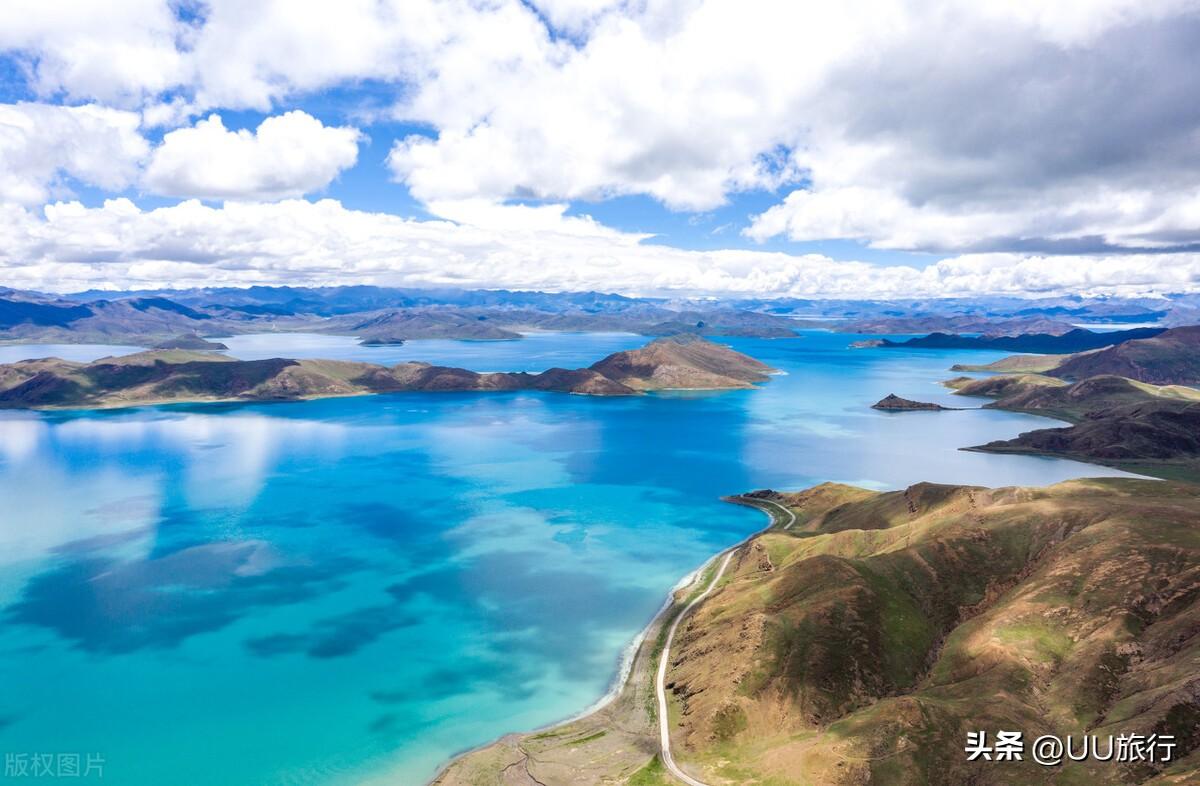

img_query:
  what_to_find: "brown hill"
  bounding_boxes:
[436,478,1200,786]
[977,401,1200,478]
[1049,325,1200,385]
[663,478,1200,786]
[153,333,228,350]
[589,334,776,390]
[950,373,1200,478]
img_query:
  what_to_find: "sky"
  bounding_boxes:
[1,0,1200,298]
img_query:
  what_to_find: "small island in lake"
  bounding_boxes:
[871,393,949,411]
[152,333,229,350]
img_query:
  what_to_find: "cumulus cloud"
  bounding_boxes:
[2,198,1198,298]
[0,102,148,204]
[143,112,362,200]
[2,0,1200,291]
[0,0,186,106]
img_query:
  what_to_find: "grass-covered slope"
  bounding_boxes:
[665,478,1200,786]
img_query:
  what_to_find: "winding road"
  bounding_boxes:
[753,497,797,529]
[654,496,794,785]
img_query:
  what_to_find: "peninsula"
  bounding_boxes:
[948,373,1200,480]
[435,478,1200,786]
[0,335,775,410]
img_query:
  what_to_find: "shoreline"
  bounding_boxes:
[427,495,785,786]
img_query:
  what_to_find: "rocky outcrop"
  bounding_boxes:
[871,393,947,411]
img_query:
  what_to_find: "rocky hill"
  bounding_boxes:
[0,337,775,409]
[871,393,948,411]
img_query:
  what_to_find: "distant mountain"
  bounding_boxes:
[0,291,264,344]
[835,315,1077,336]
[1046,325,1200,385]
[0,286,801,344]
[0,336,775,409]
[877,326,1164,352]
[351,311,525,342]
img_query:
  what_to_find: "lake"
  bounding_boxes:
[0,331,1138,784]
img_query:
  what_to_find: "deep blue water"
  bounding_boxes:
[0,332,1137,785]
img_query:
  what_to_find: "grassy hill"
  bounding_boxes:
[664,478,1200,786]
[589,333,776,390]
[435,479,1200,786]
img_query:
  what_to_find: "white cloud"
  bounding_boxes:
[0,0,186,106]
[0,103,148,204]
[2,0,1200,284]
[527,0,629,35]
[744,184,1200,252]
[143,112,362,200]
[1,198,1198,299]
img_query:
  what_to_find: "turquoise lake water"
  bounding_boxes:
[0,331,1138,785]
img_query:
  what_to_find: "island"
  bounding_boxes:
[871,393,949,411]
[0,335,776,410]
[152,333,229,350]
[435,477,1200,786]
